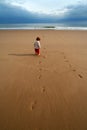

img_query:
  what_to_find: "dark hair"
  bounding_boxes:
[36,37,40,41]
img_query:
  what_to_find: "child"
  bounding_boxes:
[34,37,41,55]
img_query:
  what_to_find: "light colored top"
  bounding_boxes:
[34,41,41,49]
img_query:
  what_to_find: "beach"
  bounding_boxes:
[0,30,87,130]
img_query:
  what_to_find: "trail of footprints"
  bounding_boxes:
[29,48,47,111]
[61,52,83,79]
[38,47,47,92]
[30,50,83,111]
[41,86,46,93]
[29,87,46,111]
[30,101,37,111]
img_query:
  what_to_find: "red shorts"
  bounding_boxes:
[35,49,40,55]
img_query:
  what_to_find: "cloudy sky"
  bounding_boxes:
[0,0,87,25]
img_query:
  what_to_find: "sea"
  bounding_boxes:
[0,23,87,30]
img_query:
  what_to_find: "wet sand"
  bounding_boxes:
[0,30,87,130]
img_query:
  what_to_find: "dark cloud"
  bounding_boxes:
[60,4,87,26]
[66,4,87,19]
[0,2,87,25]
[0,3,57,23]
[0,3,40,23]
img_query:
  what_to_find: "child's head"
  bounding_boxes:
[36,37,40,41]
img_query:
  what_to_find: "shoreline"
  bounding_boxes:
[1,28,87,30]
[0,23,87,31]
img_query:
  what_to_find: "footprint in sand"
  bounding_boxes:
[41,86,46,93]
[61,53,69,62]
[63,55,69,62]
[39,68,42,71]
[64,55,66,59]
[68,62,83,79]
[70,66,83,79]
[39,74,42,79]
[68,63,76,71]
[78,74,83,78]
[69,65,77,73]
[30,101,37,111]
[69,64,72,68]
[65,60,69,62]
[72,69,76,72]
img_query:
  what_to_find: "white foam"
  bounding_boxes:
[0,24,87,30]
